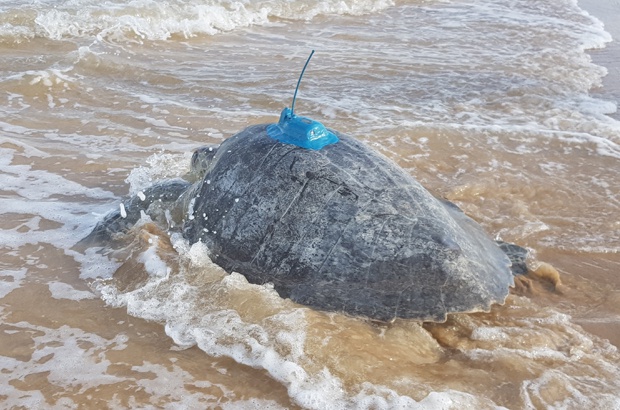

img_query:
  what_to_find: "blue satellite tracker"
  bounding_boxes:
[267,50,339,150]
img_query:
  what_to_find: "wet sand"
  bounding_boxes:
[541,250,620,348]
[565,0,620,345]
[582,0,620,120]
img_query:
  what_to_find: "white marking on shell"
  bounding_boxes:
[119,203,127,218]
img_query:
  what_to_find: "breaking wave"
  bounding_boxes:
[0,0,394,42]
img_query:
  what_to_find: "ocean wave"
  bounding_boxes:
[0,0,394,42]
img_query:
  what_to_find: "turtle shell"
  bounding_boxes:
[183,124,513,322]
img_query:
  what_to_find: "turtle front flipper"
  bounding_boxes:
[79,179,191,246]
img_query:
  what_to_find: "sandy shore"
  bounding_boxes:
[580,0,620,120]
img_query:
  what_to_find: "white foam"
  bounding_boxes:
[140,115,186,130]
[1,324,126,391]
[125,151,192,194]
[129,361,240,407]
[221,398,286,410]
[0,145,115,201]
[0,319,245,408]
[71,247,123,281]
[0,135,50,158]
[521,369,620,409]
[0,268,27,299]
[0,192,113,249]
[461,309,620,408]
[137,239,172,278]
[48,281,97,301]
[0,0,394,42]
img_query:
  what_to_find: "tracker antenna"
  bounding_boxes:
[291,50,315,115]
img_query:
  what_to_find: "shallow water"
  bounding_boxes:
[1,0,619,408]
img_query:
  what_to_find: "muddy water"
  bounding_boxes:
[1,0,619,408]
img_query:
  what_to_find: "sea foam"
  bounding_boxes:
[88,233,500,409]
[1,0,394,42]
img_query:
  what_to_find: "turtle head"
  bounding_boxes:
[190,145,218,179]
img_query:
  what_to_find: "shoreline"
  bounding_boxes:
[579,0,620,120]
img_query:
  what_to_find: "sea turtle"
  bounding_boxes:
[84,122,526,322]
[84,51,526,322]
